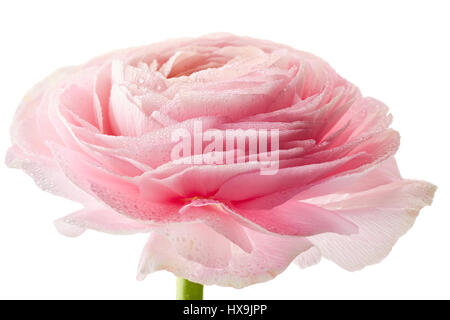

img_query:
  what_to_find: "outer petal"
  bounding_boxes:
[179,202,253,254]
[295,247,322,269]
[151,223,233,269]
[305,179,436,270]
[137,225,312,288]
[295,156,401,201]
[229,200,358,237]
[54,205,153,237]
[5,146,92,204]
[48,142,184,223]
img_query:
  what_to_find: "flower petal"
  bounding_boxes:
[230,199,358,237]
[54,205,153,237]
[137,225,312,288]
[306,180,436,270]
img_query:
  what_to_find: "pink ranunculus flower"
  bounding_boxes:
[6,33,435,288]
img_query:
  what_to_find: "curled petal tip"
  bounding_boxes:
[54,218,85,238]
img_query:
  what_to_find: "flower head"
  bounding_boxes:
[6,34,436,288]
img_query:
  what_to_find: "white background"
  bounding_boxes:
[0,0,449,299]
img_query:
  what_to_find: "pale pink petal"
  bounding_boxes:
[296,156,401,201]
[54,206,153,237]
[12,66,77,123]
[11,114,52,158]
[224,131,399,208]
[306,180,436,270]
[215,153,370,202]
[295,246,322,269]
[48,142,183,222]
[69,116,226,168]
[155,162,262,198]
[160,69,293,121]
[230,199,358,237]
[59,84,97,128]
[153,223,232,268]
[6,146,92,204]
[93,62,113,134]
[137,225,312,288]
[109,84,161,136]
[180,201,253,253]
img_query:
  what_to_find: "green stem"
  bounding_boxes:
[176,277,204,300]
